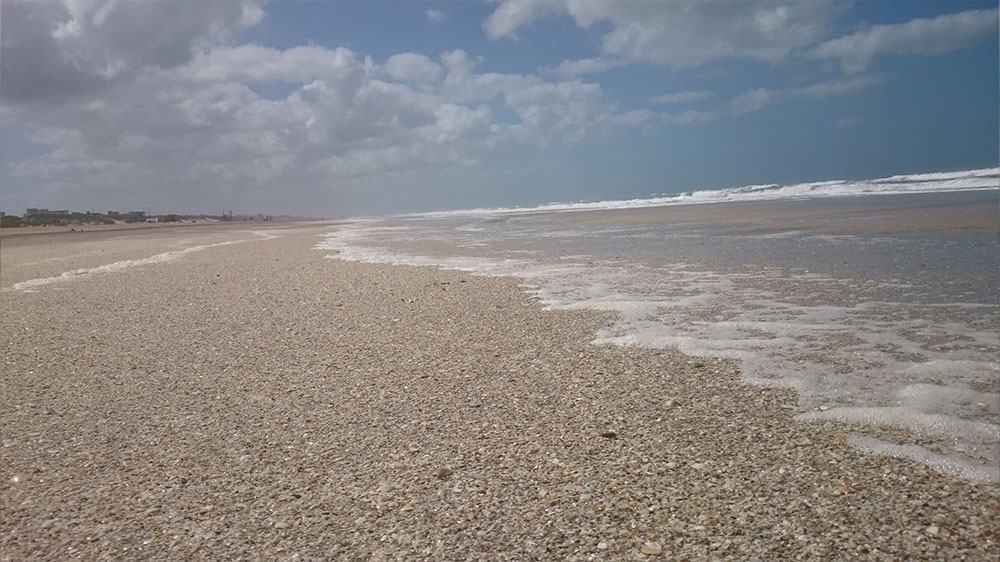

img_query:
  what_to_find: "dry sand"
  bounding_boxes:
[1,223,997,560]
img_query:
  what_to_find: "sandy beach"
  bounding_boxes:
[1,222,997,560]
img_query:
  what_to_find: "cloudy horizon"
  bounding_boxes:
[1,1,997,217]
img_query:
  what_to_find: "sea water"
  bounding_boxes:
[318,169,1000,482]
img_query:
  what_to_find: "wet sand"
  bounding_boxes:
[1,223,997,560]
[537,191,1000,235]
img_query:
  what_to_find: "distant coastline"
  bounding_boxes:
[0,217,335,239]
[411,167,1000,219]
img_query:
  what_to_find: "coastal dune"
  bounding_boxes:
[1,224,997,560]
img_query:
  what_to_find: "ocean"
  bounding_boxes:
[317,169,1000,482]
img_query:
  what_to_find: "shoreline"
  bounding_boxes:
[527,191,1000,236]
[0,218,338,241]
[2,225,997,560]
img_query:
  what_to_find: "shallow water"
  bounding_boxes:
[319,189,1000,482]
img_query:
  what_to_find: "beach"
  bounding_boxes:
[1,221,997,560]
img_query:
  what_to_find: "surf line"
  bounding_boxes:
[9,230,280,292]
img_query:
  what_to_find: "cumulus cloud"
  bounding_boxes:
[431,50,643,146]
[486,0,836,67]
[1,3,664,214]
[425,9,448,23]
[483,0,564,40]
[809,8,999,73]
[384,53,444,83]
[6,1,985,215]
[502,80,608,143]
[1,0,264,101]
[182,45,368,88]
[5,44,477,199]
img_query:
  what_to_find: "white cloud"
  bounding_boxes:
[809,8,999,73]
[493,1,998,76]
[7,1,978,215]
[728,74,885,115]
[502,80,609,143]
[425,9,448,23]
[638,74,884,125]
[551,56,624,78]
[483,0,563,40]
[786,74,886,99]
[423,104,493,146]
[728,88,774,115]
[2,0,264,101]
[648,90,715,106]
[439,50,529,103]
[384,53,444,83]
[184,45,368,87]
[487,0,836,68]
[1,4,664,214]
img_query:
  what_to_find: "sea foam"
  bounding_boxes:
[318,171,1000,483]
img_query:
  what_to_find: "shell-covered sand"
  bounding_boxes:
[1,224,997,560]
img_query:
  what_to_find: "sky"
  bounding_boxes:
[1,1,997,216]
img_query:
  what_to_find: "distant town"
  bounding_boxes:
[0,208,295,228]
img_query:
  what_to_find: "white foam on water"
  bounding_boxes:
[319,224,588,282]
[317,185,1000,483]
[407,168,999,219]
[10,230,280,292]
[849,435,999,483]
[799,407,999,444]
[895,381,999,417]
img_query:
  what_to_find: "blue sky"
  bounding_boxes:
[1,1,997,216]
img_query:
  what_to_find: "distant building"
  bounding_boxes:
[129,211,146,222]
[25,208,49,216]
